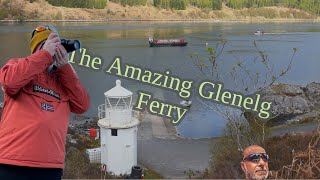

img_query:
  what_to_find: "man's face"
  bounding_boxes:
[241,146,269,180]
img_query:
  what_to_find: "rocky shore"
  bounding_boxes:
[246,82,320,126]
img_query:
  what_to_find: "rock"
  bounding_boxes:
[289,111,320,123]
[267,95,312,115]
[260,83,304,96]
[248,83,319,126]
[305,82,320,109]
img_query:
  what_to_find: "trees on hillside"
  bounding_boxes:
[44,0,320,15]
[112,0,320,14]
[46,0,107,9]
[110,0,147,6]
[154,0,187,10]
[224,0,320,15]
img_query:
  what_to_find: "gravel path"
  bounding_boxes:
[137,113,216,178]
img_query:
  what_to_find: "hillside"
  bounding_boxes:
[0,0,318,21]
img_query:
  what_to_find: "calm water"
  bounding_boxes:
[1,22,320,138]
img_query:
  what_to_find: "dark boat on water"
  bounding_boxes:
[148,37,188,47]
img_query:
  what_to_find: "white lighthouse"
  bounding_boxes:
[98,80,140,175]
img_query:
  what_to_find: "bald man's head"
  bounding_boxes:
[241,145,269,180]
[243,145,267,160]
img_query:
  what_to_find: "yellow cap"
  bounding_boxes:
[30,29,52,54]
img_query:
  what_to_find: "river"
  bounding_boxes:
[0,21,320,138]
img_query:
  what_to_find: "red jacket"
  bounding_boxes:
[0,50,90,168]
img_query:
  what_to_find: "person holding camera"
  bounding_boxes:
[0,26,90,180]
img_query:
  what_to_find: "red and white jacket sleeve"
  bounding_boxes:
[57,63,90,114]
[0,50,53,96]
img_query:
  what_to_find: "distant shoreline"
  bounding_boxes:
[1,19,320,23]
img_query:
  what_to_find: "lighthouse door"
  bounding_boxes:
[124,143,133,166]
[123,130,134,172]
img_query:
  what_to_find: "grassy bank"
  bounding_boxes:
[0,0,318,21]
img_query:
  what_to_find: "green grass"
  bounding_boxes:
[144,168,163,179]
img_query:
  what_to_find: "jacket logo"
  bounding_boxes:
[33,85,60,100]
[41,103,54,112]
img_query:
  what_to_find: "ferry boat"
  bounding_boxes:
[148,37,188,47]
[180,100,192,107]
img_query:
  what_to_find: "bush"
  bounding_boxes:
[208,117,268,178]
[119,0,147,6]
[188,0,212,9]
[45,0,107,9]
[170,0,186,10]
[268,131,320,179]
[109,0,121,4]
[64,141,109,179]
[265,132,314,171]
[208,120,320,179]
[53,11,63,20]
[154,0,186,10]
[187,0,222,10]
[63,147,100,179]
[208,136,244,178]
[212,0,222,10]
[0,0,26,20]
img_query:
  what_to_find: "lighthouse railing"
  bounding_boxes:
[98,104,106,119]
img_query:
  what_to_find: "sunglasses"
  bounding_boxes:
[243,153,269,163]
[31,26,57,38]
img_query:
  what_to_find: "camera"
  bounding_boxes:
[61,39,81,53]
[47,38,81,74]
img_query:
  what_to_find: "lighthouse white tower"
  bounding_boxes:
[98,80,140,175]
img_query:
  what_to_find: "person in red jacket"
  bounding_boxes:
[0,26,90,180]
